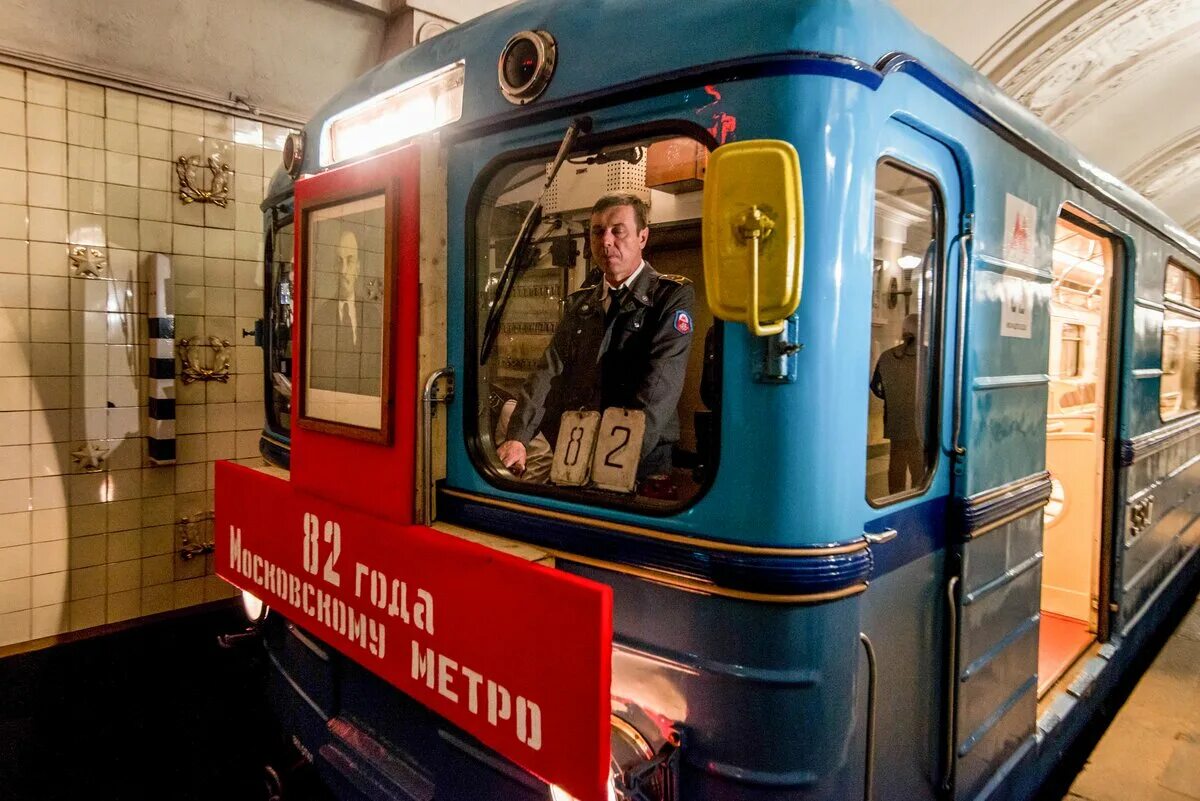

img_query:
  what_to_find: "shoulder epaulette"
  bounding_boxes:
[656,273,692,285]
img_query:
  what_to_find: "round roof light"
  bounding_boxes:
[282,132,305,178]
[498,30,557,105]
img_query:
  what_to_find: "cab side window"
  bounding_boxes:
[865,160,942,504]
[1161,260,1200,420]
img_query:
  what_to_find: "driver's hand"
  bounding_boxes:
[497,440,527,475]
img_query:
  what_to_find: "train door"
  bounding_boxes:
[1039,210,1121,694]
[859,120,964,801]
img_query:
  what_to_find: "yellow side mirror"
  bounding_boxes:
[702,140,803,336]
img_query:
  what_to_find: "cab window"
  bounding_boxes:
[471,132,718,510]
[1161,259,1200,420]
[865,160,942,505]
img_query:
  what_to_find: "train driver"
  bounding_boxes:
[496,192,695,484]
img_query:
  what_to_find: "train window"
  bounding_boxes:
[1060,323,1083,379]
[267,216,294,433]
[303,195,387,430]
[471,132,717,510]
[865,160,942,505]
[1161,260,1200,420]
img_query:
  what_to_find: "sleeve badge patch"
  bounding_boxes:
[673,310,692,334]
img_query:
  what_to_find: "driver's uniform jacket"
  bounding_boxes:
[507,262,694,460]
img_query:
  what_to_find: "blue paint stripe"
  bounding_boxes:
[439,491,873,596]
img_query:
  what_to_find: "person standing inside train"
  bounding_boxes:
[871,313,924,493]
[496,192,695,482]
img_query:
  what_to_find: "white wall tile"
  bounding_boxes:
[0,412,29,447]
[141,582,172,615]
[0,238,28,274]
[0,377,30,410]
[27,104,65,142]
[137,97,170,129]
[0,307,29,341]
[66,81,104,116]
[106,216,138,251]
[0,168,26,204]
[171,105,204,135]
[105,151,138,186]
[66,112,104,149]
[68,503,105,537]
[0,274,28,308]
[263,125,289,151]
[66,179,104,214]
[0,444,30,480]
[137,157,168,192]
[69,533,106,569]
[105,184,138,218]
[0,542,31,579]
[31,506,68,541]
[30,174,68,209]
[137,126,170,161]
[31,409,68,443]
[0,342,30,376]
[107,557,141,591]
[0,203,26,238]
[31,343,69,376]
[0,66,23,101]
[141,524,173,556]
[67,212,104,247]
[105,89,137,123]
[29,275,68,309]
[0,576,31,613]
[27,242,65,277]
[35,376,69,410]
[139,220,170,251]
[0,134,27,171]
[107,587,140,622]
[31,570,67,606]
[174,200,203,227]
[28,140,67,175]
[28,207,67,243]
[66,146,103,181]
[68,596,104,630]
[173,577,204,608]
[205,203,235,230]
[0,608,31,646]
[26,74,65,108]
[0,511,29,548]
[0,99,24,136]
[30,309,66,342]
[30,603,67,638]
[30,474,66,510]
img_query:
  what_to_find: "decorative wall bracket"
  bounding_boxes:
[70,246,107,279]
[71,441,109,472]
[176,154,232,207]
[178,511,215,561]
[179,336,233,383]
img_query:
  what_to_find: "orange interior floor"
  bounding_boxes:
[1038,611,1094,697]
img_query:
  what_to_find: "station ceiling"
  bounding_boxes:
[893,0,1200,237]
[1,0,1193,237]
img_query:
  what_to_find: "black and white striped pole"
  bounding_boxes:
[148,253,176,465]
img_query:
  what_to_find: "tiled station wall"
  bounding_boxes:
[0,65,292,647]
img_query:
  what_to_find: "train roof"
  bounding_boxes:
[301,0,1199,258]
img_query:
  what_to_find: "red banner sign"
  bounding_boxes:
[215,461,613,801]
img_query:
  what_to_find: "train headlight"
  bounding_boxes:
[320,61,465,167]
[241,590,269,624]
[498,30,557,105]
[549,715,667,801]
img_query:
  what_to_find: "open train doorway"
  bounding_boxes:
[1039,211,1119,697]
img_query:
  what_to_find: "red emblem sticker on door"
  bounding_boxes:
[215,462,613,801]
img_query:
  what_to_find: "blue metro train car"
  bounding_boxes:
[232,0,1200,799]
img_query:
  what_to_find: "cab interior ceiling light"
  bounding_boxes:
[320,61,465,167]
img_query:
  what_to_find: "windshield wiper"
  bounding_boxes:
[480,116,592,365]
